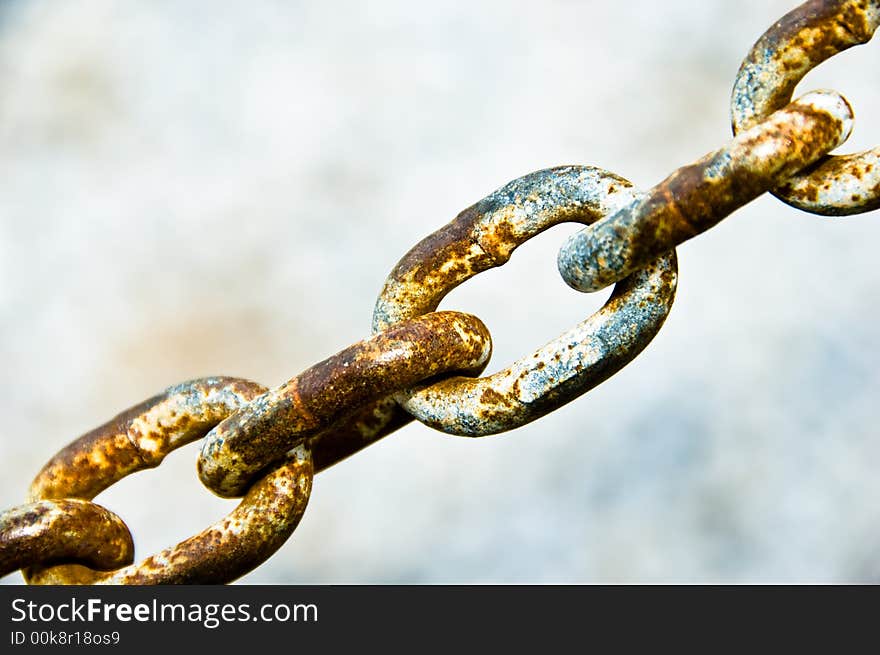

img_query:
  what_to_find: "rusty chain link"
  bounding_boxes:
[1,0,877,584]
[371,166,677,437]
[732,0,880,215]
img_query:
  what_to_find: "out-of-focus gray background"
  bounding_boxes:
[1,0,878,584]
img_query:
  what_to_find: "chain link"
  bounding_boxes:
[1,0,877,584]
[198,311,491,497]
[557,90,853,293]
[25,446,312,585]
[0,500,133,578]
[372,166,677,436]
[732,0,880,215]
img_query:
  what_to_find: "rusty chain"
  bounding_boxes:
[1,0,877,584]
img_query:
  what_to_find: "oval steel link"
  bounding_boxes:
[731,0,880,215]
[558,90,853,293]
[372,166,677,436]
[25,446,311,584]
[197,311,492,498]
[0,500,133,578]
[23,373,401,552]
[24,377,313,584]
[30,377,268,502]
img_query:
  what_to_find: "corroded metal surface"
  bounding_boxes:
[24,377,314,584]
[198,311,492,498]
[731,0,880,215]
[30,377,267,502]
[1,378,413,583]
[0,500,133,577]
[26,446,312,584]
[8,372,450,583]
[373,166,677,436]
[2,1,878,586]
[310,397,414,473]
[558,90,853,294]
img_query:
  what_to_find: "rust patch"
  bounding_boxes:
[29,377,267,501]
[559,91,852,292]
[198,311,492,497]
[373,166,678,436]
[1,500,133,578]
[27,447,313,585]
[731,0,880,215]
[21,378,314,585]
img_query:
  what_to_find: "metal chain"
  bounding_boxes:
[1,0,877,584]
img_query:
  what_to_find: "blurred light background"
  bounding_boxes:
[1,0,879,584]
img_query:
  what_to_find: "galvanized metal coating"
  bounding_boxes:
[0,500,133,577]
[198,311,492,498]
[731,0,880,215]
[373,166,678,436]
[558,90,853,294]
